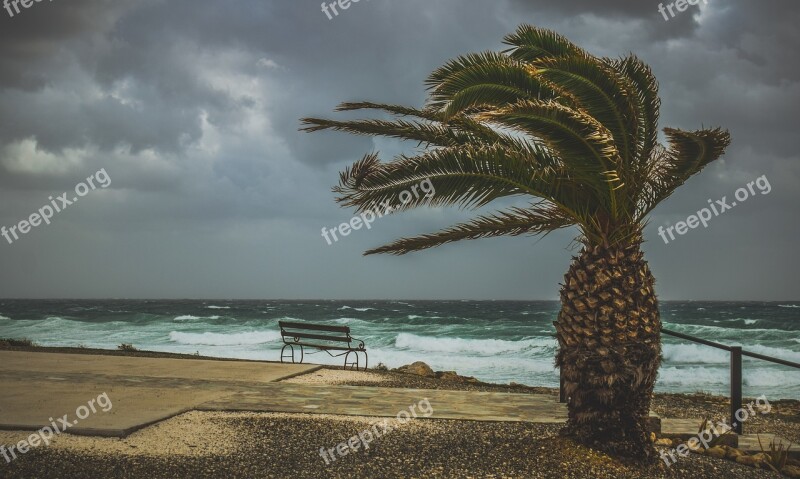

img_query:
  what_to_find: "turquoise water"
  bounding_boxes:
[1,300,798,399]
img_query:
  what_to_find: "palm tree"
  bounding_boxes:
[301,25,730,459]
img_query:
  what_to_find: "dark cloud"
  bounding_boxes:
[0,0,797,299]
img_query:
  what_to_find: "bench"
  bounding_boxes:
[279,321,368,371]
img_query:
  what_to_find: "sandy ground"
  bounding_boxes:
[283,368,390,385]
[0,346,795,478]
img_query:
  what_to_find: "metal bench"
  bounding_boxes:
[279,321,368,371]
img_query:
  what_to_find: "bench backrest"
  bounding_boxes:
[279,321,352,344]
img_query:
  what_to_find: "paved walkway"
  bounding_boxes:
[0,351,319,436]
[0,350,567,437]
[0,350,793,457]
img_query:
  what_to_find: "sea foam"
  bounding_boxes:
[169,331,281,346]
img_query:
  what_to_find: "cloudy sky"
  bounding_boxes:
[0,0,797,300]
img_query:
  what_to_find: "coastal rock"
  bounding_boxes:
[706,446,727,459]
[655,438,673,447]
[395,361,435,377]
[782,465,800,478]
[725,447,746,460]
[736,452,769,467]
[436,371,460,381]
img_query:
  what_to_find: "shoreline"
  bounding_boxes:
[0,344,798,478]
[2,341,798,402]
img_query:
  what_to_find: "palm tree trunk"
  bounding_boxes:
[555,241,662,460]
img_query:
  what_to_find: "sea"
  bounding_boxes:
[1,300,798,399]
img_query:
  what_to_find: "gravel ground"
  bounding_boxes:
[0,346,795,478]
[331,368,800,444]
[0,412,779,479]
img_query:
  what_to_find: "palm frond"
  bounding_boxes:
[502,25,586,62]
[333,144,595,230]
[365,205,574,255]
[636,127,731,220]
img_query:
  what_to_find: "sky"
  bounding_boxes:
[0,0,797,300]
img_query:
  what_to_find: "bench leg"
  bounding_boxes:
[361,351,368,371]
[344,350,360,371]
[343,351,368,371]
[280,344,304,364]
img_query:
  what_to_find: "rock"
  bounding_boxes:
[395,361,435,377]
[725,447,746,460]
[736,453,769,468]
[736,455,756,466]
[706,446,727,459]
[782,465,800,478]
[655,438,673,447]
[435,371,460,381]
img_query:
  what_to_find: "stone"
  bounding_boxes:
[782,465,800,478]
[706,446,727,459]
[736,453,769,468]
[655,438,673,447]
[436,371,460,381]
[725,447,746,460]
[395,361,435,377]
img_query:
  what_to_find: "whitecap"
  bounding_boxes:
[338,306,375,312]
[174,315,220,321]
[168,330,281,346]
[394,332,554,355]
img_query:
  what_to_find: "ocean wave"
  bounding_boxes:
[664,322,789,336]
[0,314,9,320]
[174,315,221,321]
[206,305,231,310]
[367,347,558,375]
[778,304,799,308]
[746,345,800,363]
[663,342,800,364]
[332,317,366,325]
[659,365,799,392]
[338,306,376,312]
[658,366,728,386]
[394,332,553,355]
[169,331,281,346]
[662,344,729,364]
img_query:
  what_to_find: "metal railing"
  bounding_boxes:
[558,328,800,434]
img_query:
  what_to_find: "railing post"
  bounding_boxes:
[559,367,566,403]
[730,346,743,434]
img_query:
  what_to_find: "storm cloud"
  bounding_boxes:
[0,0,797,300]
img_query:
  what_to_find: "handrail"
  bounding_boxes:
[557,327,800,435]
[662,328,800,369]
